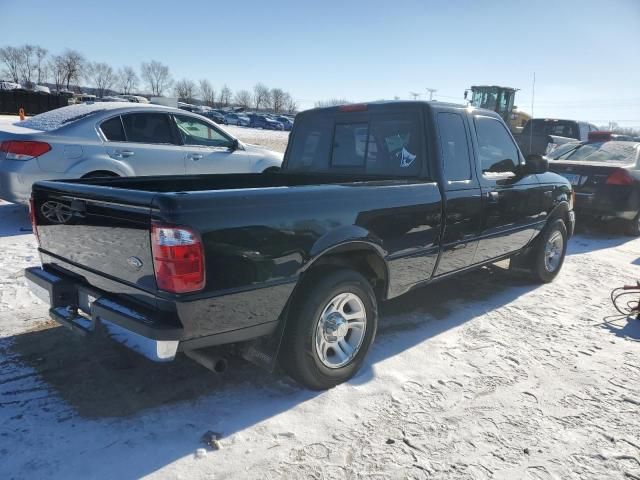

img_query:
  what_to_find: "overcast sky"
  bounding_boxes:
[2,0,638,127]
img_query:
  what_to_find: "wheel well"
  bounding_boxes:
[297,248,388,302]
[262,166,281,174]
[548,202,571,229]
[82,170,120,179]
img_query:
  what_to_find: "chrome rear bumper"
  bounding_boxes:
[25,266,182,362]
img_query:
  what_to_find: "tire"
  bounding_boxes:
[530,218,568,283]
[280,269,378,390]
[626,213,640,237]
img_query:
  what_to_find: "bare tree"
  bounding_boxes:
[315,98,350,108]
[48,55,66,92]
[18,45,36,86]
[34,46,48,84]
[0,46,22,83]
[89,62,116,97]
[234,89,252,109]
[219,84,233,107]
[59,49,86,91]
[271,88,287,113]
[284,93,297,114]
[118,66,138,94]
[141,60,172,96]
[198,79,216,106]
[174,78,197,103]
[253,83,270,111]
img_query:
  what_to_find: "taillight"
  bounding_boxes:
[606,168,634,186]
[0,140,51,160]
[28,197,40,244]
[151,223,205,294]
[338,103,367,112]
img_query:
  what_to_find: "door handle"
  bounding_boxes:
[485,191,499,203]
[187,153,203,161]
[113,150,134,158]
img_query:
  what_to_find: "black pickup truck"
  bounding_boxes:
[514,118,598,156]
[26,101,575,389]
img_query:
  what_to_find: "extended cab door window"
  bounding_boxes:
[433,111,482,276]
[437,112,472,183]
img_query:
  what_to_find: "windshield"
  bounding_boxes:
[550,141,639,164]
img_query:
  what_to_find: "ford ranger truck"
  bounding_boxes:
[26,101,575,389]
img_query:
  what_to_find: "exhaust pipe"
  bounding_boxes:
[184,349,228,374]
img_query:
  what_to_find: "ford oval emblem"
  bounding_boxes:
[127,256,143,269]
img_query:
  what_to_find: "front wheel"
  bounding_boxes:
[530,219,568,283]
[280,269,378,390]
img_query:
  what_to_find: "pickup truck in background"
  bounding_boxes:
[26,101,575,390]
[514,118,599,156]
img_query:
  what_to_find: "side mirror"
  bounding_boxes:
[229,138,239,151]
[524,154,549,174]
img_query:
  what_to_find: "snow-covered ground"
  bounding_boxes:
[1,203,639,479]
[1,121,640,478]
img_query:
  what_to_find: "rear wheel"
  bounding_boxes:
[280,269,377,390]
[626,213,640,237]
[530,219,568,283]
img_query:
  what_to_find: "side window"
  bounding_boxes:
[474,116,519,176]
[100,116,125,141]
[173,115,232,147]
[579,123,589,141]
[437,112,471,182]
[332,123,368,167]
[286,115,333,170]
[121,113,176,144]
[367,114,422,176]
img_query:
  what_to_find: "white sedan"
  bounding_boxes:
[0,103,283,204]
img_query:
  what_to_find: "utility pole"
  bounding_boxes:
[426,88,437,101]
[409,92,420,100]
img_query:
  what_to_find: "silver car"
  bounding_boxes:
[0,102,283,204]
[224,112,250,126]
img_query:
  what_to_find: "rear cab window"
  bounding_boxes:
[287,108,424,178]
[524,119,579,139]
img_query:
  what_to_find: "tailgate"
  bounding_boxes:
[32,180,158,292]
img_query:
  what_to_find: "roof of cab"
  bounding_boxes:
[298,100,500,119]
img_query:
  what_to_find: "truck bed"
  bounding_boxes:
[31,171,442,348]
[47,171,418,193]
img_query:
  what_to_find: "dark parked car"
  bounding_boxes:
[26,101,574,389]
[202,110,227,125]
[248,114,284,130]
[548,139,640,235]
[276,116,294,131]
